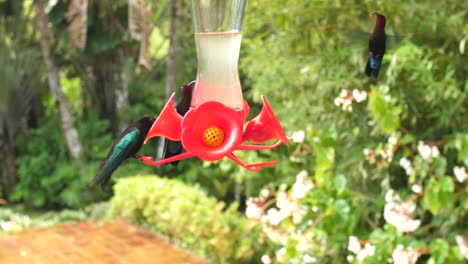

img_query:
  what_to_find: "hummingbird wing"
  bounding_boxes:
[90,128,143,188]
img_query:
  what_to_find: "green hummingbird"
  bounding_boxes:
[89,116,155,188]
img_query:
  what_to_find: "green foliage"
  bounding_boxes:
[368,86,401,133]
[0,202,110,233]
[423,176,455,215]
[12,113,104,207]
[2,0,467,263]
[234,0,467,263]
[108,176,272,264]
[11,111,158,208]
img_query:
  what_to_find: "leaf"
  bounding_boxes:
[314,146,335,185]
[430,239,449,264]
[433,157,447,176]
[423,177,455,215]
[401,134,416,144]
[423,178,441,215]
[439,176,454,192]
[334,174,347,194]
[368,87,401,133]
[438,176,455,210]
[285,237,300,259]
[32,192,46,208]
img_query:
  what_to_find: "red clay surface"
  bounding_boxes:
[0,219,209,264]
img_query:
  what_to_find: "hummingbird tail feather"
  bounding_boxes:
[89,161,119,188]
[365,56,381,79]
[365,58,372,77]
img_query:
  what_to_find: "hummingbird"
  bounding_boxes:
[365,12,387,79]
[89,116,155,188]
[162,81,195,165]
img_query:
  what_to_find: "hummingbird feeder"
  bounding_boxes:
[140,0,290,171]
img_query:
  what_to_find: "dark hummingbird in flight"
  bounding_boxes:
[89,116,155,188]
[162,81,195,165]
[365,12,387,79]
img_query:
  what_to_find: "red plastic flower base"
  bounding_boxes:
[140,93,290,171]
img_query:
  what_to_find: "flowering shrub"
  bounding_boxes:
[0,203,108,233]
[239,1,466,263]
[334,89,368,112]
[108,176,272,264]
[243,88,467,263]
[0,208,31,232]
[246,152,466,264]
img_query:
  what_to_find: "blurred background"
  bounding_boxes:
[0,0,467,263]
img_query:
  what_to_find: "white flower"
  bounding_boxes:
[245,198,263,220]
[400,157,414,176]
[384,190,420,232]
[303,254,317,263]
[334,97,344,106]
[292,170,314,199]
[339,89,349,98]
[352,89,368,103]
[363,148,370,156]
[291,130,306,143]
[348,236,361,254]
[261,255,272,264]
[454,166,467,183]
[430,146,440,158]
[417,141,431,160]
[392,245,420,264]
[277,193,298,212]
[264,226,288,244]
[346,255,354,263]
[379,147,394,162]
[0,221,13,231]
[455,235,468,259]
[411,185,422,194]
[292,207,307,224]
[296,170,308,182]
[260,189,270,198]
[276,192,290,210]
[342,100,353,112]
[417,141,438,160]
[356,243,375,260]
[399,157,411,169]
[384,201,421,233]
[385,189,397,202]
[388,136,398,145]
[276,247,286,262]
[266,208,288,226]
[334,90,354,111]
[11,214,31,227]
[292,182,312,199]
